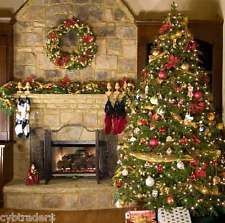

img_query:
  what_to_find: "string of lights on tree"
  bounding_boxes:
[113,3,225,216]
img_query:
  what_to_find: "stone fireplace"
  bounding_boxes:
[4,0,137,210]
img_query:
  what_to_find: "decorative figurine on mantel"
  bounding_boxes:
[25,163,40,185]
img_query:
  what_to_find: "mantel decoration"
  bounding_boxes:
[46,17,97,70]
[0,75,135,114]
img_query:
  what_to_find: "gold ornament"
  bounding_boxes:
[181,63,189,71]
[193,184,220,195]
[152,51,160,56]
[213,176,221,185]
[216,123,224,130]
[130,152,193,163]
[207,112,215,121]
[171,31,182,40]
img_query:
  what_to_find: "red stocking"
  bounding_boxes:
[112,116,119,134]
[116,117,127,134]
[104,114,112,134]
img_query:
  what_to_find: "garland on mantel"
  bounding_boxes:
[0,75,135,114]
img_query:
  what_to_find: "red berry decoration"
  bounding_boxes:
[166,195,174,205]
[115,180,123,188]
[149,138,159,148]
[193,90,203,100]
[156,164,163,173]
[158,70,167,80]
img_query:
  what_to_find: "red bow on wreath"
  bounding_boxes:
[64,18,77,28]
[83,34,94,43]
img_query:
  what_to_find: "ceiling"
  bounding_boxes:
[0,0,223,20]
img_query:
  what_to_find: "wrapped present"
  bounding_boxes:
[125,210,157,223]
[158,207,191,223]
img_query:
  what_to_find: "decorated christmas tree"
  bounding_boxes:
[114,3,225,216]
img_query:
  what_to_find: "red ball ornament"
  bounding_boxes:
[158,70,167,80]
[166,195,174,205]
[156,164,163,173]
[149,138,159,148]
[193,90,203,100]
[115,180,123,188]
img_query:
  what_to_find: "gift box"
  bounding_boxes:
[125,210,157,223]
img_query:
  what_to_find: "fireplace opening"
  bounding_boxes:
[52,146,97,176]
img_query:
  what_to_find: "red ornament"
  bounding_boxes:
[189,101,206,114]
[195,167,206,178]
[192,135,201,144]
[159,22,172,34]
[159,127,166,134]
[166,195,174,205]
[156,164,163,173]
[158,70,167,80]
[149,138,159,148]
[115,180,123,188]
[138,118,148,126]
[164,55,180,70]
[193,90,203,100]
[83,34,94,43]
[179,136,188,145]
[151,113,160,121]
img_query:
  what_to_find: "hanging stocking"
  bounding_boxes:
[113,99,127,134]
[15,98,24,137]
[23,98,30,137]
[104,99,114,134]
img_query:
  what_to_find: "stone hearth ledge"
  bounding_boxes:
[4,179,115,210]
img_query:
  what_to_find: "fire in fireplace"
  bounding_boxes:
[53,146,96,175]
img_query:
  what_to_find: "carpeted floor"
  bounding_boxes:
[0,208,127,223]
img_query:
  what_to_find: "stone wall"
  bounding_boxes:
[14,0,137,81]
[14,94,106,179]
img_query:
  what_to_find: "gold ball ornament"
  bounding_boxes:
[181,63,189,71]
[207,112,215,121]
[217,123,224,130]
[213,176,221,185]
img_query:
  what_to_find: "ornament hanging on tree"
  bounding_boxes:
[145,176,155,187]
[193,90,203,100]
[156,164,164,173]
[166,195,174,205]
[177,161,185,170]
[166,147,172,155]
[149,138,159,148]
[187,84,193,98]
[152,189,159,198]
[158,70,167,80]
[122,169,128,176]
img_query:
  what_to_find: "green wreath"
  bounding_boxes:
[46,17,97,70]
